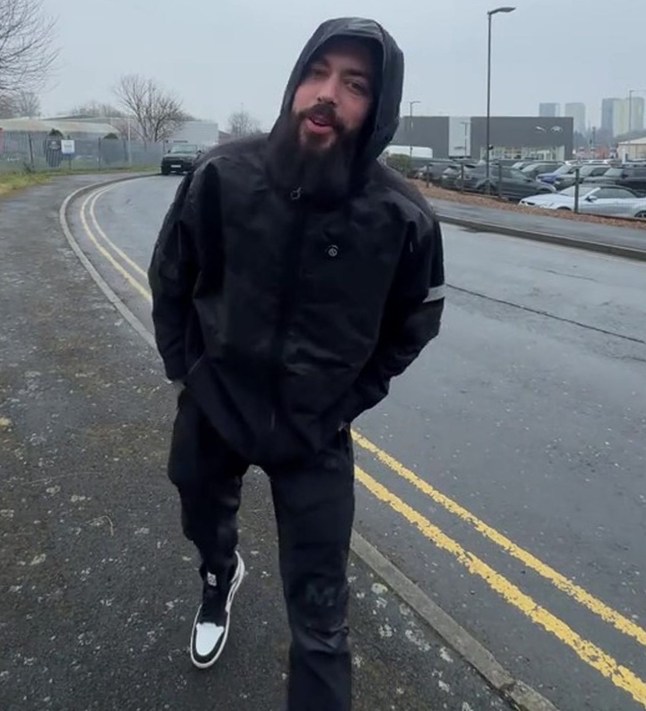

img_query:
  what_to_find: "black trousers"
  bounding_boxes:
[168,392,355,711]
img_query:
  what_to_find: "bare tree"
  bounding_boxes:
[114,74,187,144]
[227,109,261,138]
[13,89,40,117]
[66,100,125,119]
[0,0,58,94]
[0,93,17,117]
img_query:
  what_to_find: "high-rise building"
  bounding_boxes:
[539,102,559,117]
[628,95,645,133]
[606,97,646,137]
[601,98,621,134]
[564,103,586,133]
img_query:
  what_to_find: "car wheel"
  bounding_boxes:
[635,210,646,218]
[537,188,553,194]
[556,207,571,211]
[161,164,170,176]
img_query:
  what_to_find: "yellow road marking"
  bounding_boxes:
[353,431,646,649]
[89,186,149,281]
[79,188,151,303]
[355,465,646,707]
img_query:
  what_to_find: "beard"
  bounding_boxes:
[267,104,361,204]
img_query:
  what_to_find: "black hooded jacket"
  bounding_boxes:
[148,17,445,465]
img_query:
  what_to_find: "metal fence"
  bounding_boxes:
[0,131,164,173]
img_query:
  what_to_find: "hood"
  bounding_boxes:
[275,17,404,168]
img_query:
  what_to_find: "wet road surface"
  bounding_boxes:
[23,174,646,710]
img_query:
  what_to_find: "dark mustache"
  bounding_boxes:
[300,103,344,133]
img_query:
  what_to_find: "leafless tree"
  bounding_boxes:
[114,74,187,144]
[66,100,126,119]
[0,0,58,94]
[13,89,40,117]
[227,109,261,138]
[0,93,17,117]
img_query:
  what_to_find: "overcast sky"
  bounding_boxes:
[40,0,644,130]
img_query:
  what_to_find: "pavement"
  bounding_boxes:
[430,196,646,260]
[0,178,516,710]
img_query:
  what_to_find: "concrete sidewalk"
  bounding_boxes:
[0,177,513,711]
[431,196,646,260]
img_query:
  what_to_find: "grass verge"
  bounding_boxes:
[0,166,158,198]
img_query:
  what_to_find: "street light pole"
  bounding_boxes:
[408,100,420,164]
[485,6,515,193]
[461,120,469,157]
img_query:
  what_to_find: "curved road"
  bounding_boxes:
[69,175,646,711]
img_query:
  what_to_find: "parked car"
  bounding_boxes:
[440,162,479,189]
[511,160,537,170]
[520,161,565,180]
[455,164,556,201]
[160,143,203,175]
[552,164,612,191]
[582,165,646,195]
[520,185,646,218]
[415,159,456,183]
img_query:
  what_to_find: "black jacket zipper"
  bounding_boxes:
[268,187,307,431]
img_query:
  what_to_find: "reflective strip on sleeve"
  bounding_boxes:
[423,284,446,303]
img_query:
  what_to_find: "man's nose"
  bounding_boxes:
[316,74,340,105]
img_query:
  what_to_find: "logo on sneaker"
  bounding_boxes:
[190,552,246,670]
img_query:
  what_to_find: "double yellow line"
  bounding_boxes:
[79,184,646,708]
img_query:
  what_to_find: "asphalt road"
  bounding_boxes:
[431,196,646,255]
[25,174,646,710]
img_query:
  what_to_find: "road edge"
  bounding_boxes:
[435,212,646,262]
[59,174,561,711]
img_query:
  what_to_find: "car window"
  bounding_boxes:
[561,185,595,197]
[169,144,198,153]
[598,188,635,199]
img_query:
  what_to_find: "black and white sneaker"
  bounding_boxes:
[190,551,245,669]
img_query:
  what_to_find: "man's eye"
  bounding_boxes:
[309,66,326,78]
[348,80,369,95]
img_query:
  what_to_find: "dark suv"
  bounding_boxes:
[456,164,555,201]
[520,161,565,179]
[582,165,646,195]
[161,143,203,175]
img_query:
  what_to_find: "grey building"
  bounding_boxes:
[539,102,560,117]
[601,98,620,134]
[564,103,586,134]
[392,115,573,161]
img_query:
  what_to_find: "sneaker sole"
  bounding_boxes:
[190,552,246,669]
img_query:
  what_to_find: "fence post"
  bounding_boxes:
[460,163,465,192]
[28,133,35,170]
[574,167,580,213]
[497,162,503,199]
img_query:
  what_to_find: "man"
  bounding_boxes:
[148,16,444,711]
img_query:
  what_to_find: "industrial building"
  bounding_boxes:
[391,115,574,162]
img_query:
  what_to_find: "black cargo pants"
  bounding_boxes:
[168,392,354,711]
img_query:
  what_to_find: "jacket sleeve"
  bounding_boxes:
[147,173,198,381]
[342,215,445,423]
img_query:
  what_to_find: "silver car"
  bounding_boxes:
[520,185,646,218]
